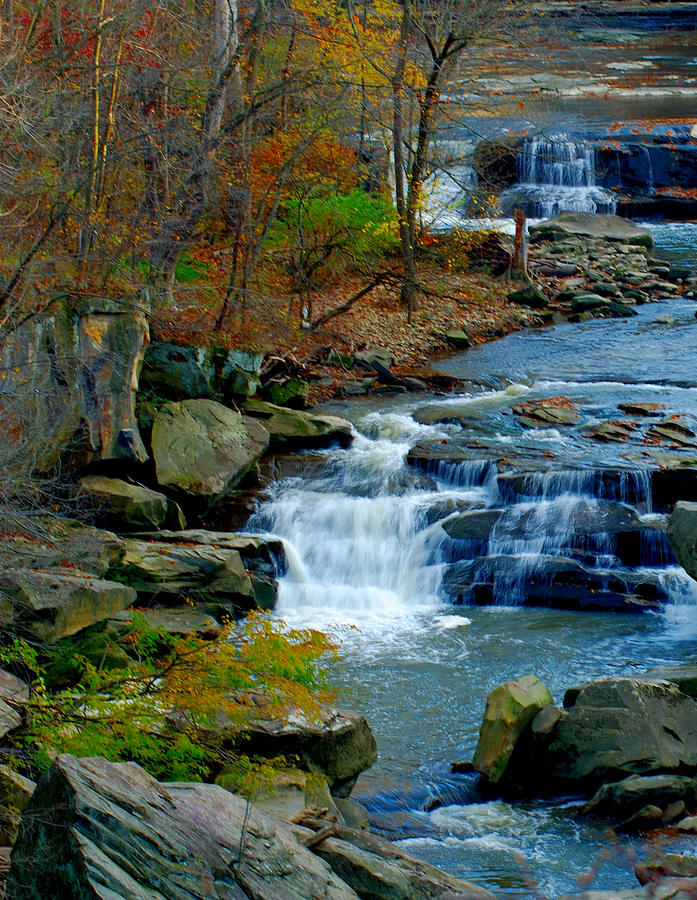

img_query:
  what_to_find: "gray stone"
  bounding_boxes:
[0,304,149,468]
[293,822,494,900]
[233,707,378,797]
[216,768,340,824]
[243,400,353,449]
[0,670,29,739]
[583,774,697,819]
[636,855,697,884]
[530,213,653,248]
[109,605,222,639]
[151,399,269,503]
[7,754,360,900]
[140,342,216,399]
[507,285,547,309]
[79,475,169,530]
[0,519,125,583]
[0,569,136,642]
[355,348,394,369]
[535,678,697,789]
[668,501,697,579]
[117,538,256,609]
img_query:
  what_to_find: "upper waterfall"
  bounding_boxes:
[501,135,617,218]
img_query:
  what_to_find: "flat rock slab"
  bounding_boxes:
[118,538,255,607]
[243,400,353,449]
[0,568,136,642]
[530,213,653,248]
[7,754,360,900]
[80,475,169,530]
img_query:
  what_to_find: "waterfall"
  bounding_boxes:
[500,135,617,219]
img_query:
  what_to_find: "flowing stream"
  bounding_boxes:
[250,294,697,896]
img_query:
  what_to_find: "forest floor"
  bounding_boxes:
[151,256,546,402]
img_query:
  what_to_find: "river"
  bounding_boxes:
[249,287,697,896]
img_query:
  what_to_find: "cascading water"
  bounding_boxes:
[500,134,617,218]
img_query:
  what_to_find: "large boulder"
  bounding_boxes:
[7,754,360,900]
[243,399,353,449]
[526,678,697,792]
[530,213,653,248]
[0,568,136,642]
[150,399,269,504]
[667,501,697,579]
[473,674,553,783]
[583,774,697,821]
[79,475,170,530]
[115,538,256,610]
[234,707,378,798]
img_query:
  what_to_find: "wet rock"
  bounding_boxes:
[443,554,663,613]
[668,501,697,579]
[618,402,665,418]
[512,396,579,427]
[583,774,697,820]
[79,475,170,530]
[677,816,697,832]
[530,213,653,248]
[242,399,353,449]
[151,399,269,504]
[7,754,360,900]
[0,569,136,642]
[636,855,697,885]
[441,509,504,543]
[473,674,553,783]
[647,420,697,447]
[587,420,637,442]
[608,301,638,318]
[642,665,697,699]
[532,678,697,790]
[653,314,676,325]
[507,285,548,309]
[617,804,664,832]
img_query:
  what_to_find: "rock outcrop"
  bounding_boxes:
[7,754,361,900]
[0,302,149,468]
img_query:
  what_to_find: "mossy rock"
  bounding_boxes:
[473,674,554,783]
